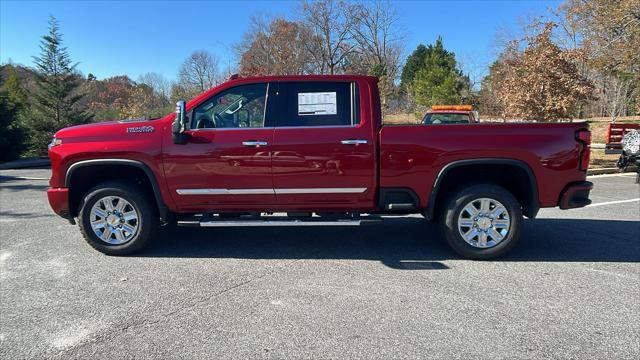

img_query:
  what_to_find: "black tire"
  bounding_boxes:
[78,181,158,255]
[439,183,522,260]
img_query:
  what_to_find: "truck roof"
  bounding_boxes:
[187,74,381,111]
[227,74,379,83]
[427,110,472,114]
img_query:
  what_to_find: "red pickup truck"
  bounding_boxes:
[47,75,593,259]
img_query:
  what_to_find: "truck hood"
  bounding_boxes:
[54,118,161,139]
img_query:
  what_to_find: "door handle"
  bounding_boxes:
[242,141,268,147]
[341,139,368,145]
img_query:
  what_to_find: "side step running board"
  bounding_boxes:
[178,219,365,227]
[386,203,415,210]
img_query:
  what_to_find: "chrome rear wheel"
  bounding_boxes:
[440,184,522,260]
[457,198,510,249]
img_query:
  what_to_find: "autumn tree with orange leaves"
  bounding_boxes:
[491,23,593,121]
[237,18,314,76]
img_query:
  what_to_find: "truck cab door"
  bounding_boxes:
[270,81,376,210]
[162,82,276,211]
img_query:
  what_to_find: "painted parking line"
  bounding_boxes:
[587,173,636,179]
[586,198,640,208]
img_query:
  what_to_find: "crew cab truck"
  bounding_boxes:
[47,75,593,259]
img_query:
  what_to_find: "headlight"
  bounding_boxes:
[48,137,63,149]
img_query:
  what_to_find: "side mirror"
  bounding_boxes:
[172,100,189,144]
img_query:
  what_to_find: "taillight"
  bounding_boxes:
[576,129,591,171]
[606,124,611,143]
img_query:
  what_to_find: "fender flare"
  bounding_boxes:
[426,158,540,220]
[65,158,170,221]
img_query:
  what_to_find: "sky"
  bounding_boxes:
[0,0,561,83]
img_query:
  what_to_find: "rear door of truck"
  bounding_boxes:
[269,80,376,209]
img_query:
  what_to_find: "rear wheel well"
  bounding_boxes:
[67,164,157,218]
[430,162,539,220]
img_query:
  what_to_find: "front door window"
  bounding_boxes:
[192,83,268,129]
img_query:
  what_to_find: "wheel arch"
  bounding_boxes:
[426,158,540,220]
[65,159,169,222]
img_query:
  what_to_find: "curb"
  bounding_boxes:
[587,167,622,175]
[0,158,51,170]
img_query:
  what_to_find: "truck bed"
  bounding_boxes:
[379,122,589,208]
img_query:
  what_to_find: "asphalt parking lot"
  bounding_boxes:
[0,169,639,359]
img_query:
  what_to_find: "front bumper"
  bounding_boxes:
[559,181,593,209]
[47,187,70,219]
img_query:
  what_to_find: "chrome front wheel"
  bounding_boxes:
[79,181,157,255]
[90,196,139,245]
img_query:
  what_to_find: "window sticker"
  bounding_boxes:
[298,92,337,116]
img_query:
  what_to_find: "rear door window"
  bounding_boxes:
[275,81,359,127]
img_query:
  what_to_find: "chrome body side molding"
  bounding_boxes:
[176,189,274,195]
[176,188,367,195]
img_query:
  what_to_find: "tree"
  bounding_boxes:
[25,16,91,155]
[237,17,314,76]
[301,0,358,74]
[137,72,171,101]
[400,45,429,90]
[598,73,636,121]
[411,37,467,107]
[120,84,168,119]
[176,50,220,100]
[137,72,172,116]
[562,0,640,74]
[559,0,640,118]
[0,66,27,161]
[478,43,520,117]
[492,23,593,121]
[85,75,136,120]
[350,0,403,110]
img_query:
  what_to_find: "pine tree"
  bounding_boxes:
[400,44,429,90]
[25,16,91,156]
[412,37,466,107]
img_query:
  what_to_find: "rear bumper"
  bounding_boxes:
[47,187,70,219]
[559,181,593,209]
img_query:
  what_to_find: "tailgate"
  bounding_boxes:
[605,123,640,154]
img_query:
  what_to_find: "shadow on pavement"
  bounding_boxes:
[0,183,49,191]
[139,217,640,266]
[0,174,49,191]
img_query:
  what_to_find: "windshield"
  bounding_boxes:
[423,113,470,125]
